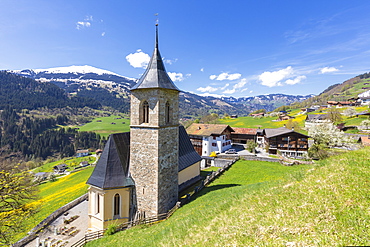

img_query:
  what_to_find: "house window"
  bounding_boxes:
[212,143,217,147]
[114,193,120,217]
[213,136,216,140]
[143,101,149,123]
[165,101,170,124]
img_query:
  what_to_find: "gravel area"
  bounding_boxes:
[26,200,88,247]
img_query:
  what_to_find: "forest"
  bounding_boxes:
[0,106,105,159]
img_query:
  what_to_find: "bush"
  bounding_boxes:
[105,221,119,236]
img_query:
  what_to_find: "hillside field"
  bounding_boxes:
[75,115,130,137]
[86,147,370,246]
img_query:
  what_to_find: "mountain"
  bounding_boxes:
[220,94,314,112]
[10,65,313,116]
[291,72,370,108]
[0,71,101,110]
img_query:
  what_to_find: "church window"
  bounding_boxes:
[114,193,120,217]
[165,101,170,124]
[96,193,100,214]
[143,101,149,123]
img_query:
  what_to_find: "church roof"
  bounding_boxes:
[130,26,179,92]
[179,125,202,171]
[87,126,201,189]
[87,132,135,189]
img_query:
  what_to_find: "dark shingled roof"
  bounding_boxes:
[130,26,179,92]
[263,127,310,139]
[87,132,134,189]
[87,126,201,188]
[179,126,202,171]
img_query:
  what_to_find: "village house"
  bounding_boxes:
[86,25,201,231]
[305,114,330,128]
[230,127,258,144]
[76,149,89,157]
[53,164,68,173]
[262,127,310,157]
[358,90,370,105]
[186,123,234,156]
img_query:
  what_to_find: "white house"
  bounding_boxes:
[186,123,234,156]
[359,90,370,105]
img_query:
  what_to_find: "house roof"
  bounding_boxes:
[360,136,370,146]
[87,132,134,189]
[263,127,310,139]
[186,123,234,136]
[178,126,202,171]
[87,126,201,189]
[76,149,89,153]
[54,164,67,170]
[130,25,179,92]
[306,114,328,121]
[231,127,257,135]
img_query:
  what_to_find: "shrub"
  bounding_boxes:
[105,221,119,236]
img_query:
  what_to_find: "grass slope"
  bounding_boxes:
[87,148,370,246]
[16,167,93,242]
[76,115,130,137]
[86,160,308,247]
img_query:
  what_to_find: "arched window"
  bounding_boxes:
[143,101,149,123]
[114,193,120,217]
[165,101,170,124]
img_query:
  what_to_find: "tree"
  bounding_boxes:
[343,107,357,117]
[0,164,37,245]
[361,119,370,130]
[285,119,301,132]
[308,123,350,147]
[246,140,257,153]
[327,108,342,124]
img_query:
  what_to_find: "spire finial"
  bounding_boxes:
[155,13,159,48]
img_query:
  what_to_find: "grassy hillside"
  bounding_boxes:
[15,167,93,241]
[87,148,370,246]
[75,115,130,137]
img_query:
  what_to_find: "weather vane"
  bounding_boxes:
[155,13,159,26]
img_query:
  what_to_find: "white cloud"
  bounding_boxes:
[168,72,184,82]
[210,72,241,81]
[196,86,219,93]
[249,90,253,93]
[220,83,230,90]
[259,66,294,87]
[76,16,94,30]
[223,88,236,94]
[200,68,204,72]
[101,32,105,37]
[285,75,306,85]
[164,58,178,65]
[222,78,248,94]
[320,66,339,74]
[126,49,150,68]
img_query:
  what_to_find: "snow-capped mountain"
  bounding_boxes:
[10,65,314,116]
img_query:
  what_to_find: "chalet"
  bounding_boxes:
[230,115,238,119]
[263,127,310,157]
[53,164,68,173]
[34,172,49,181]
[305,114,330,128]
[80,161,89,167]
[250,112,265,117]
[358,90,370,105]
[76,149,89,157]
[230,127,257,144]
[277,114,295,121]
[186,123,234,156]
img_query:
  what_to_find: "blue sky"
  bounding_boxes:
[1,0,370,97]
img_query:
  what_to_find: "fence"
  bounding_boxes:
[71,202,180,247]
[71,158,239,247]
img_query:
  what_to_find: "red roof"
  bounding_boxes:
[231,127,257,135]
[360,136,370,146]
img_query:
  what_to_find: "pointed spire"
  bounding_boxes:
[130,25,180,91]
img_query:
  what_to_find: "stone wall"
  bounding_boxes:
[12,193,88,247]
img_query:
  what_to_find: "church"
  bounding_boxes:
[86,25,202,231]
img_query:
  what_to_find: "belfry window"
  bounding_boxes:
[143,101,149,123]
[165,101,170,124]
[114,193,120,217]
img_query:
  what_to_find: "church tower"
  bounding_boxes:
[129,25,180,217]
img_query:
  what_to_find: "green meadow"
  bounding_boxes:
[87,147,370,246]
[76,115,130,138]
